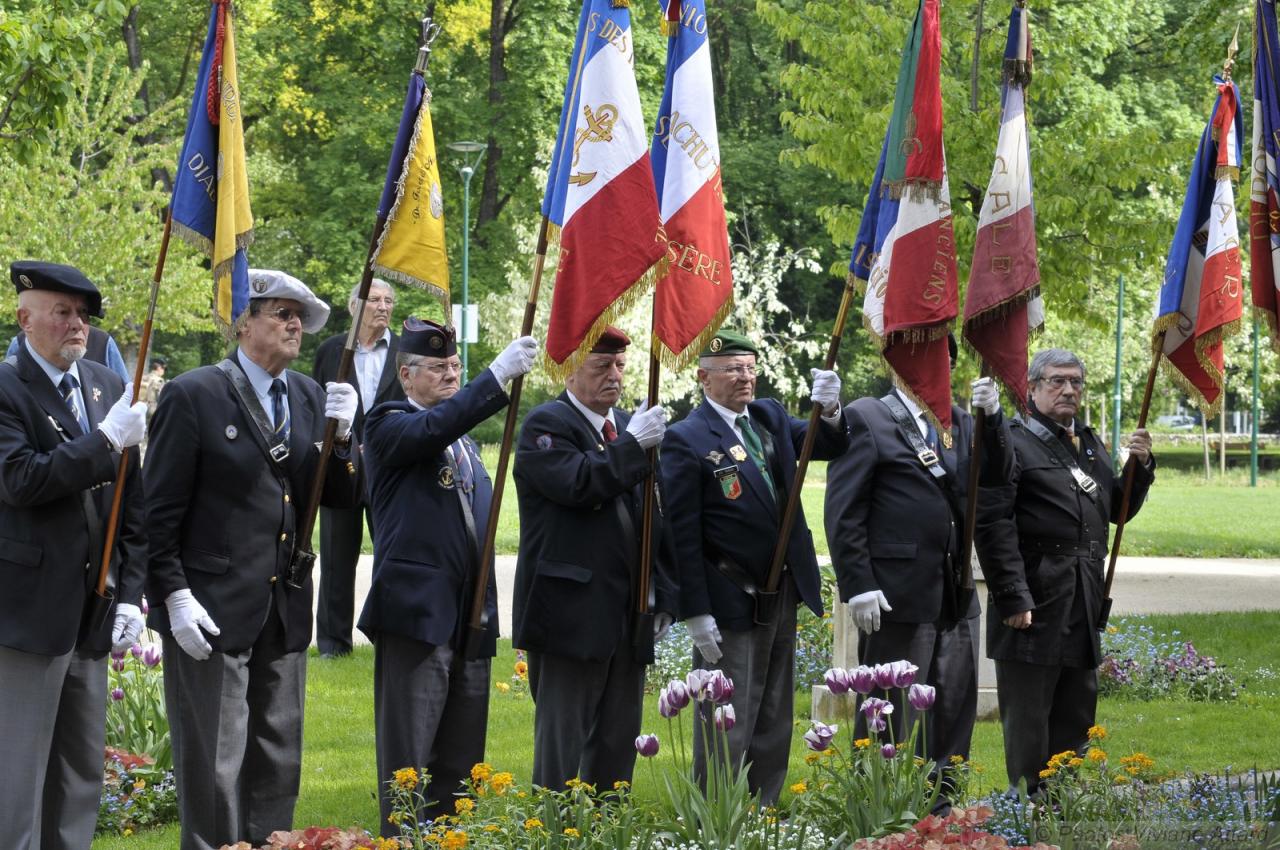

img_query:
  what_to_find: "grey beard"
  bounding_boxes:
[60,343,86,363]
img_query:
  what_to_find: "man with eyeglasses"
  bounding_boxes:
[313,279,405,658]
[660,329,848,804]
[975,347,1154,797]
[144,269,362,850]
[0,260,148,850]
[513,326,677,791]
[358,317,536,830]
[824,334,1011,803]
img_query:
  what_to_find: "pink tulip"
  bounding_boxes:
[634,734,660,758]
[111,688,125,702]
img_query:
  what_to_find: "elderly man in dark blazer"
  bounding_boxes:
[976,348,1154,796]
[825,356,1010,782]
[313,278,405,657]
[512,326,676,791]
[145,269,361,850]
[359,318,536,831]
[660,329,848,805]
[0,261,148,850]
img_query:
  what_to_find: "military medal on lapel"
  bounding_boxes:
[729,445,747,463]
[438,465,455,488]
[715,466,741,500]
[705,450,724,464]
[92,387,102,402]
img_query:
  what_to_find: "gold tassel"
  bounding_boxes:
[612,0,630,7]
[652,296,737,371]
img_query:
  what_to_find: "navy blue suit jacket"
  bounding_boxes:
[358,370,508,656]
[661,398,850,630]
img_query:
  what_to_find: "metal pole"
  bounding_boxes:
[1252,316,1260,487]
[460,164,473,383]
[1112,273,1124,472]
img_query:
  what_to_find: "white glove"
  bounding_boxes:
[685,613,723,663]
[971,377,1000,416]
[847,589,893,634]
[490,336,539,385]
[625,401,668,450]
[810,369,841,416]
[654,612,674,642]
[97,382,147,450]
[325,381,358,441]
[165,588,220,661]
[111,602,145,653]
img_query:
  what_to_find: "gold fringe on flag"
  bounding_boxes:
[1150,311,1242,417]
[651,295,736,371]
[861,311,956,448]
[1254,304,1280,356]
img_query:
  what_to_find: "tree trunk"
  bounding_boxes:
[123,5,173,196]
[476,0,516,235]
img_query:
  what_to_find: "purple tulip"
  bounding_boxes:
[686,669,714,700]
[111,657,126,673]
[706,670,735,705]
[881,743,896,759]
[713,704,736,731]
[824,667,851,695]
[140,597,150,616]
[142,644,163,668]
[111,688,125,702]
[130,644,144,659]
[849,665,876,695]
[665,679,691,710]
[890,660,919,688]
[908,683,936,711]
[803,722,838,752]
[860,697,893,733]
[110,648,127,661]
[634,734,660,758]
[872,663,896,690]
[658,691,681,719]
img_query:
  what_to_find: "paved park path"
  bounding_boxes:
[318,555,1280,648]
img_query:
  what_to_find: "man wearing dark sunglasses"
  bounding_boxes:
[144,269,362,850]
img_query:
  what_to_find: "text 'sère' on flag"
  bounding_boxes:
[1156,68,1243,415]
[963,0,1043,412]
[849,0,958,442]
[650,0,733,367]
[1252,0,1280,351]
[542,0,666,378]
[371,69,450,311]
[170,0,253,335]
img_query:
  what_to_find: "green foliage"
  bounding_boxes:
[97,750,178,837]
[106,643,172,771]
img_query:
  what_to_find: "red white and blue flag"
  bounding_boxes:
[849,0,958,440]
[650,0,733,367]
[542,0,665,377]
[963,1,1043,412]
[1252,0,1280,352]
[1155,74,1243,414]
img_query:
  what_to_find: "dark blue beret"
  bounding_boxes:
[10,260,104,318]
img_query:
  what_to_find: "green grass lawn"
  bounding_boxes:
[94,610,1280,848]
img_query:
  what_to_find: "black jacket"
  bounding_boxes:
[313,331,404,441]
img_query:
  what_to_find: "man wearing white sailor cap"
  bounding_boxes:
[144,269,363,850]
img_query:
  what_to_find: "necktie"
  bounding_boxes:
[602,419,617,443]
[60,373,89,434]
[735,414,776,501]
[922,416,940,453]
[452,440,474,505]
[1066,426,1081,456]
[270,379,290,444]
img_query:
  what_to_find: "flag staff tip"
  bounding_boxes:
[1224,21,1240,80]
[416,14,443,73]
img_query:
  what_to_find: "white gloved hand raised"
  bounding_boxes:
[809,368,842,416]
[97,383,147,450]
[490,336,539,385]
[847,589,893,634]
[165,588,221,661]
[971,376,1000,416]
[684,613,723,663]
[625,401,668,450]
[654,612,675,642]
[111,602,145,653]
[324,382,359,441]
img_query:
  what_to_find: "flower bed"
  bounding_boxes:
[1099,617,1239,702]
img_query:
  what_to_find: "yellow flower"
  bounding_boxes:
[482,825,499,833]
[854,738,872,749]
[455,798,475,815]
[1039,767,1057,780]
[1048,750,1077,768]
[514,660,529,677]
[470,763,492,784]
[516,791,527,798]
[1088,725,1108,741]
[133,778,146,790]
[613,780,630,791]
[489,772,514,795]
[790,781,808,794]
[1089,748,1108,763]
[563,827,581,837]
[373,839,402,850]
[804,753,820,766]
[440,830,468,850]
[394,767,419,790]
[1068,757,1084,769]
[122,829,133,838]
[524,817,544,830]
[1114,773,1131,784]
[1106,625,1118,634]
[496,682,511,693]
[949,755,966,766]
[388,812,404,826]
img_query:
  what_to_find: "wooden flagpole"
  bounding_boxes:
[629,312,661,662]
[958,361,992,591]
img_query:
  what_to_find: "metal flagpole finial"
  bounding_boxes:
[1223,21,1240,80]
[415,13,443,73]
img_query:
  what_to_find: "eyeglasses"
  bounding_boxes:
[414,361,463,376]
[262,306,308,324]
[704,365,759,378]
[366,296,395,307]
[1040,376,1084,389]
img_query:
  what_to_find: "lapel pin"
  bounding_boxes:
[92,387,102,402]
[225,425,238,440]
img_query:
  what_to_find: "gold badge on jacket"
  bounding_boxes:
[729,445,747,462]
[438,466,455,488]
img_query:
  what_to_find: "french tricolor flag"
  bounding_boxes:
[650,0,733,366]
[963,1,1043,412]
[1155,74,1243,415]
[542,0,665,377]
[849,0,958,441]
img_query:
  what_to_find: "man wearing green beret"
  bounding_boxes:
[660,329,850,803]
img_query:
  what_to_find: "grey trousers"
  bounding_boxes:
[995,658,1098,794]
[0,646,105,850]
[693,577,798,807]
[856,615,980,765]
[374,634,490,834]
[528,644,645,792]
[163,608,307,850]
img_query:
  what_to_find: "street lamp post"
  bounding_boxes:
[447,140,487,383]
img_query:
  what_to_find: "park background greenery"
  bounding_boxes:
[3,0,1279,429]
